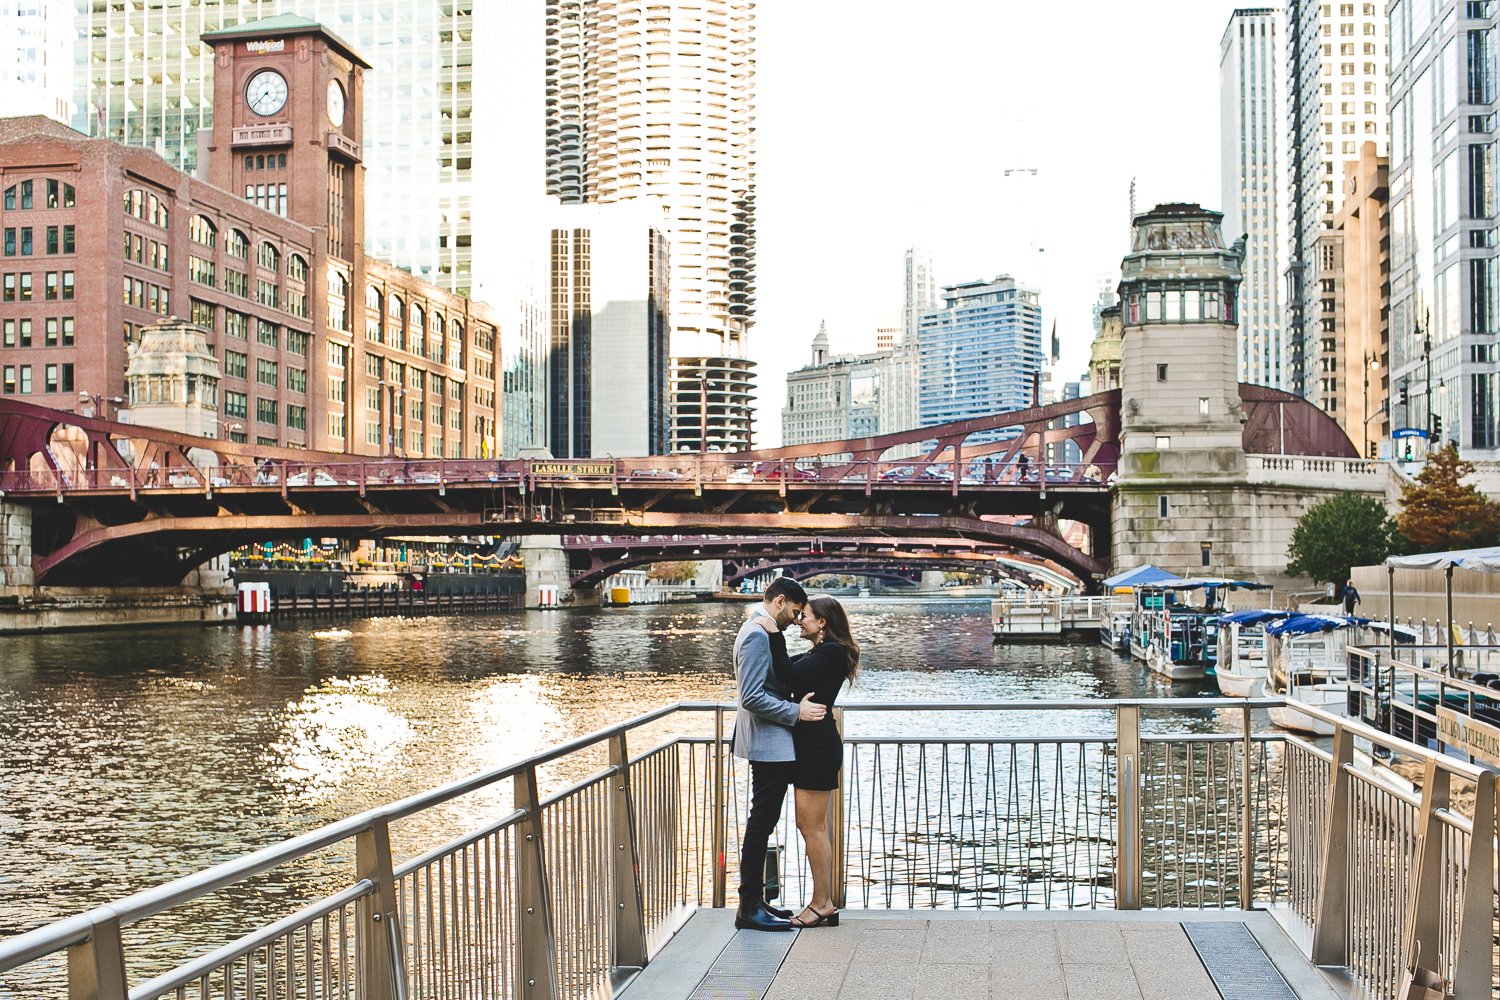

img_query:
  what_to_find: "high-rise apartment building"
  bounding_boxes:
[546,1,758,452]
[1,0,72,125]
[917,276,1043,442]
[547,202,670,458]
[1333,141,1389,457]
[903,247,937,346]
[1387,0,1499,456]
[74,1,476,294]
[1284,0,1388,401]
[1221,7,1287,388]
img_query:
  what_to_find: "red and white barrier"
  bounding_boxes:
[237,582,272,621]
[535,584,561,609]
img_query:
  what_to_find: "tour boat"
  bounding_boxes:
[1213,609,1295,697]
[1134,579,1271,682]
[1265,615,1418,734]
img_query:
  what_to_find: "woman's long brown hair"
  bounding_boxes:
[808,595,859,684]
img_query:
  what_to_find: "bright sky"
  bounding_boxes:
[751,0,1251,446]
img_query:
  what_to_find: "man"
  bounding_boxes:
[1343,579,1360,615]
[732,577,825,931]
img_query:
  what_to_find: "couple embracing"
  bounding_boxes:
[731,577,860,931]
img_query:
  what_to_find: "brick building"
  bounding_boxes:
[0,14,500,457]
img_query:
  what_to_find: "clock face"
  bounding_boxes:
[245,70,288,117]
[327,80,346,127]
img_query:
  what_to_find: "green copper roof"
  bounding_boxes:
[201,14,370,68]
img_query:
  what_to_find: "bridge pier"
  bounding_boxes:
[0,501,34,590]
[521,535,584,607]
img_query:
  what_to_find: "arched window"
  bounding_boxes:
[256,241,280,272]
[287,254,309,282]
[327,269,349,332]
[389,295,405,321]
[365,285,382,311]
[189,215,217,247]
[224,229,249,259]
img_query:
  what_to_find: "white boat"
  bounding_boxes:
[1265,616,1418,734]
[1214,610,1294,697]
[1099,611,1130,652]
[1134,578,1270,682]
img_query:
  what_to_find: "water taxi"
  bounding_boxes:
[1213,609,1294,697]
[1265,614,1418,735]
[1134,579,1270,682]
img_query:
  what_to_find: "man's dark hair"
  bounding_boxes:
[764,577,808,606]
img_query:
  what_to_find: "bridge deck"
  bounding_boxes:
[618,909,1346,1000]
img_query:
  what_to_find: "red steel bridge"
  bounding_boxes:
[0,385,1350,589]
[560,535,1059,589]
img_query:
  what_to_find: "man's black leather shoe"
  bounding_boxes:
[734,902,792,931]
[763,902,793,919]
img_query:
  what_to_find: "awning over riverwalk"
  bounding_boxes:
[1102,564,1182,590]
[1386,546,1500,572]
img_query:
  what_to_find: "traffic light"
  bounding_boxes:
[1432,414,1443,439]
[1399,383,1410,407]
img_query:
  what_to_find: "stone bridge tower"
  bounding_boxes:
[1118,204,1245,479]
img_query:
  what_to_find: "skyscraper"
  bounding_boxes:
[0,0,72,125]
[917,276,1043,442]
[545,1,758,452]
[74,1,477,294]
[903,247,937,345]
[1220,7,1286,389]
[1387,0,1497,456]
[1284,0,1388,402]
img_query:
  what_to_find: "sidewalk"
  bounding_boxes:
[617,909,1347,1000]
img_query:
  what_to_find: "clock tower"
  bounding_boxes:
[202,14,371,452]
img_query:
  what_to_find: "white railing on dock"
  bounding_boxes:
[991,594,1124,636]
[0,700,1494,1000]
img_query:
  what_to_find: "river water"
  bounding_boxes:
[0,598,1230,989]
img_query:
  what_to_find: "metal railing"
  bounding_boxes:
[0,457,1112,498]
[1,699,1494,1000]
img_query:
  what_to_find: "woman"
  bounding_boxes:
[757,594,859,928]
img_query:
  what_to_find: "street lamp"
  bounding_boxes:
[1361,353,1380,459]
[78,390,124,420]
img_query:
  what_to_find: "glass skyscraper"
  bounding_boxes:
[917,276,1044,442]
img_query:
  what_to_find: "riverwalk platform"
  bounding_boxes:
[1,697,1493,1000]
[621,910,1341,1000]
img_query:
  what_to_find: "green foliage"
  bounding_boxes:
[645,560,699,583]
[1396,444,1500,552]
[1286,491,1394,585]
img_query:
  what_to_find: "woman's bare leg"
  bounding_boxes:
[795,788,835,914]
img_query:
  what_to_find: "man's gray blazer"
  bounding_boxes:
[732,612,800,762]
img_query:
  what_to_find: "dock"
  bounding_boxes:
[991,593,1120,640]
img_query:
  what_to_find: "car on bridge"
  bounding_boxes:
[752,461,819,481]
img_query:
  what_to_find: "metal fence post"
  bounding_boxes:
[354,817,408,1000]
[607,733,648,970]
[515,766,559,1000]
[1311,723,1354,966]
[1115,705,1141,910]
[1239,704,1254,910]
[830,706,846,910]
[712,707,728,908]
[1402,758,1451,987]
[66,911,128,1000]
[1453,768,1496,999]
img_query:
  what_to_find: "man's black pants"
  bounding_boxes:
[738,760,794,911]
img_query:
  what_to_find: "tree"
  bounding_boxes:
[1286,492,1394,587]
[645,560,699,584]
[1396,444,1500,552]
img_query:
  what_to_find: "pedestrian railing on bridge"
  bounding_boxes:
[1,699,1493,1000]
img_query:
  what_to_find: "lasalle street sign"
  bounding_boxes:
[530,461,616,478]
[1437,706,1500,769]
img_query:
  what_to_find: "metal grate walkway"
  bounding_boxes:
[1185,922,1299,1000]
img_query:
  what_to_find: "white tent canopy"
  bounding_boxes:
[1385,547,1500,573]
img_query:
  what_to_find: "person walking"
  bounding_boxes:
[756,595,859,928]
[1343,580,1360,615]
[732,577,824,931]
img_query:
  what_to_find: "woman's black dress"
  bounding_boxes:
[771,639,849,791]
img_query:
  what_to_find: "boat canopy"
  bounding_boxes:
[1264,614,1369,636]
[1217,609,1295,626]
[1385,546,1500,572]
[1101,564,1183,589]
[1138,577,1272,592]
